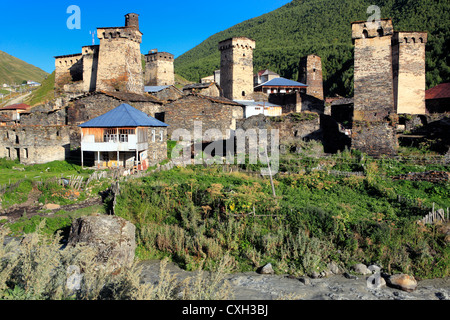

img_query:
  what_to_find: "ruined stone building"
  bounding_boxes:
[144,50,175,86]
[0,125,70,165]
[219,37,256,101]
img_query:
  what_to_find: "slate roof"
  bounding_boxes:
[255,77,308,88]
[426,83,450,100]
[234,100,281,108]
[144,85,172,93]
[79,103,169,128]
[70,91,163,104]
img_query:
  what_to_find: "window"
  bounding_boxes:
[362,30,369,39]
[377,28,384,37]
[24,148,28,159]
[104,129,118,142]
[152,130,156,142]
[242,91,246,97]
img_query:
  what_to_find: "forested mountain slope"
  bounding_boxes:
[174,0,450,97]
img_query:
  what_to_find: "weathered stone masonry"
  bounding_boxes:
[0,126,70,165]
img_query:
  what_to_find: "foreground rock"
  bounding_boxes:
[138,260,450,300]
[387,274,418,292]
[67,214,136,269]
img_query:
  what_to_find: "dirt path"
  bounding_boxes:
[1,191,103,224]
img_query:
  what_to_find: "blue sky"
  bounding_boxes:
[0,0,292,74]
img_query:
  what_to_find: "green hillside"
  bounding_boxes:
[174,0,450,98]
[25,71,55,107]
[0,51,49,85]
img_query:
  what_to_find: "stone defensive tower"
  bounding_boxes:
[219,37,256,101]
[393,32,428,115]
[144,50,175,86]
[125,13,140,29]
[96,13,144,94]
[351,19,398,156]
[298,55,324,101]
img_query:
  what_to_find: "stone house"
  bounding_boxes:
[426,83,450,114]
[0,103,32,124]
[79,103,168,169]
[234,100,282,118]
[67,91,164,148]
[0,125,70,165]
[144,85,183,102]
[164,94,244,141]
[254,77,308,95]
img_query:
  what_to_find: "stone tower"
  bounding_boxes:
[351,19,398,156]
[144,50,175,86]
[219,37,256,101]
[393,32,428,115]
[125,13,140,29]
[298,55,324,100]
[95,13,144,94]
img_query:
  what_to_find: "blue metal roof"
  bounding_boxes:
[256,77,308,88]
[78,103,169,128]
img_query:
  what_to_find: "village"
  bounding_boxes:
[0,10,449,303]
[0,12,448,173]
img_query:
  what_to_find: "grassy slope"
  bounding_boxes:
[24,71,55,106]
[174,0,450,97]
[0,51,48,85]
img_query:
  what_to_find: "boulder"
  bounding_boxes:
[328,261,341,275]
[366,273,387,290]
[352,263,371,275]
[258,263,275,275]
[387,274,418,292]
[67,214,136,270]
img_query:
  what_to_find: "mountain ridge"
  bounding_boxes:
[0,50,49,85]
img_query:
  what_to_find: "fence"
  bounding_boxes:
[418,204,449,225]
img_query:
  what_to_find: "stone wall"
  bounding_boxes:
[96,27,144,94]
[164,94,244,140]
[67,92,164,126]
[351,120,398,157]
[147,127,168,165]
[219,37,256,101]
[55,54,83,92]
[0,125,70,165]
[393,32,428,114]
[269,92,325,114]
[351,19,398,156]
[298,55,324,101]
[145,51,175,86]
